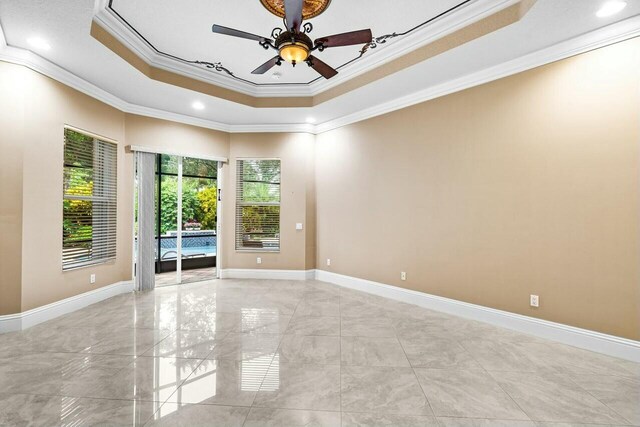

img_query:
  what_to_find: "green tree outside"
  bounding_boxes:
[63,129,96,250]
[158,177,217,234]
[197,186,218,230]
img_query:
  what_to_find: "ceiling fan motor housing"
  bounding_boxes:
[210,0,371,78]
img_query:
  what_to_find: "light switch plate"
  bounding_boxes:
[296,223,303,230]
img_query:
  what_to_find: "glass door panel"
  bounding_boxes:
[153,154,218,286]
[180,157,217,284]
[155,155,180,287]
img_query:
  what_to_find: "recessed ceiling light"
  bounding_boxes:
[596,1,627,17]
[306,117,316,124]
[192,101,205,110]
[27,36,51,51]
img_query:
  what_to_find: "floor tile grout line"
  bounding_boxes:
[477,361,535,423]
[453,333,543,423]
[395,332,437,418]
[151,356,208,408]
[246,292,305,411]
[239,403,252,427]
[480,357,636,425]
[248,405,338,413]
[4,389,587,423]
[0,390,184,410]
[561,372,636,426]
[2,351,141,379]
[339,333,343,417]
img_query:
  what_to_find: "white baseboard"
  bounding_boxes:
[315,270,640,363]
[8,270,635,362]
[0,280,134,333]
[219,268,315,280]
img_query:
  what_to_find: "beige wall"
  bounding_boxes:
[124,115,230,158]
[222,133,315,271]
[0,62,25,314]
[316,37,640,340]
[305,137,317,270]
[5,62,131,312]
[0,62,232,314]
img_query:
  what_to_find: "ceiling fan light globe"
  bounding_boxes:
[280,43,310,64]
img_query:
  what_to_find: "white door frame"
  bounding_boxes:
[128,145,228,285]
[216,161,224,279]
[176,156,183,284]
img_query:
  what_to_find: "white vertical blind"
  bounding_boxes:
[235,159,281,251]
[135,151,156,291]
[62,127,117,270]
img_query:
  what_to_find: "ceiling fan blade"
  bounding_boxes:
[284,0,304,32]
[212,24,269,42]
[315,29,373,48]
[252,56,281,74]
[307,55,338,79]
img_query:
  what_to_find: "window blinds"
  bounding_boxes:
[235,159,281,251]
[62,127,117,270]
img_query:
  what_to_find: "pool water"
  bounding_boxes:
[159,245,216,259]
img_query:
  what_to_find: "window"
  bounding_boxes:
[235,159,281,251]
[62,127,117,270]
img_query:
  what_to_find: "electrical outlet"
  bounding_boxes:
[326,258,331,266]
[257,257,262,265]
[90,274,96,284]
[401,272,407,281]
[530,294,539,308]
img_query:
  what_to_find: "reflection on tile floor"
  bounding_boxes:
[0,278,638,426]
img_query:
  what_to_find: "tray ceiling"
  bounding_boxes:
[95,0,479,93]
[0,0,638,130]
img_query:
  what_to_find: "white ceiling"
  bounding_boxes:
[0,0,638,129]
[110,0,464,85]
[92,0,500,97]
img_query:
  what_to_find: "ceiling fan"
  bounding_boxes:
[211,0,372,79]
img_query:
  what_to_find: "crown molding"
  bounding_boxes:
[1,15,638,135]
[315,15,640,134]
[92,0,516,97]
[0,21,6,48]
[0,22,318,134]
[230,123,316,133]
[310,0,518,96]
[125,103,232,132]
[0,41,129,111]
[92,5,267,97]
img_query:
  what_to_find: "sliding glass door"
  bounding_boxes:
[179,157,217,284]
[154,154,218,286]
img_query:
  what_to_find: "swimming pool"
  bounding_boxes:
[157,233,216,259]
[159,245,216,259]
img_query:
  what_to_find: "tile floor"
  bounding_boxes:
[155,267,217,287]
[0,278,638,426]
